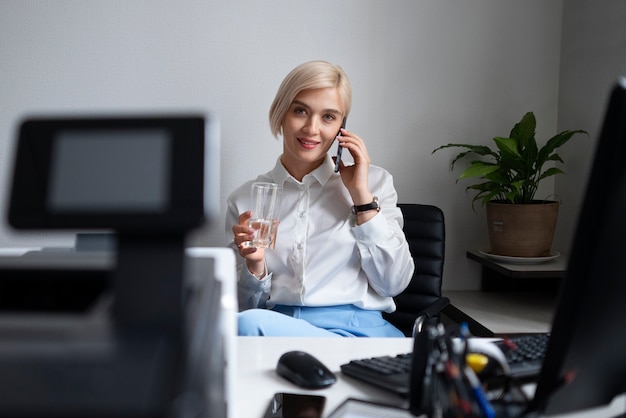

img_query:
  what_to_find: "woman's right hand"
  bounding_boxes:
[233,211,266,277]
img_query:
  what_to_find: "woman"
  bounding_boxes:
[226,60,414,337]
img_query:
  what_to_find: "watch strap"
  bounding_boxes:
[352,196,380,214]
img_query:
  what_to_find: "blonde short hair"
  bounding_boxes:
[269,60,352,138]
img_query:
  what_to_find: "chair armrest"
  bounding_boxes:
[410,297,451,336]
[412,297,495,338]
[441,304,494,337]
[417,296,451,318]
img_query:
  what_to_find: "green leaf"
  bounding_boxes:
[449,150,479,170]
[510,112,536,148]
[538,129,588,162]
[493,137,520,157]
[538,167,564,181]
[458,162,499,179]
[545,153,564,164]
[521,136,538,173]
[483,170,510,184]
[432,143,494,156]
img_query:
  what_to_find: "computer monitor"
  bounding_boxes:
[8,114,217,233]
[529,78,626,415]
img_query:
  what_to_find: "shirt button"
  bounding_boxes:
[297,243,304,250]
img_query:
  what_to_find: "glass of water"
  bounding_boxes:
[242,182,281,249]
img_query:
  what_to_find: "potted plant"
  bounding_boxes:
[433,111,587,257]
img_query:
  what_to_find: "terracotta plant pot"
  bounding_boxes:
[486,201,559,257]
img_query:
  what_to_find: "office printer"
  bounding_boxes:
[0,115,236,418]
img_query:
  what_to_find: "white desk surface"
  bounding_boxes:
[234,336,626,418]
[234,336,414,417]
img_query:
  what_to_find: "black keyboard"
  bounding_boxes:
[495,333,550,380]
[340,352,413,396]
[340,333,550,396]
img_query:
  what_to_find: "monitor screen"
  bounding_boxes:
[531,78,626,415]
[8,115,216,233]
[49,129,170,212]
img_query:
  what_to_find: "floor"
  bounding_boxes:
[442,290,556,334]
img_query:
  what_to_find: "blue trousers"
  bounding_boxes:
[238,304,405,337]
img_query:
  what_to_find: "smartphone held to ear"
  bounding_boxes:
[333,117,347,173]
[264,392,326,418]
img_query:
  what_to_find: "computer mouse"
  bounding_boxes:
[276,350,337,389]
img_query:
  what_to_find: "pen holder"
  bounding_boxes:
[409,324,500,418]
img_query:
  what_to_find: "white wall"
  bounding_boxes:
[0,0,566,290]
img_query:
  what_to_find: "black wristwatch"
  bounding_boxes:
[352,196,380,215]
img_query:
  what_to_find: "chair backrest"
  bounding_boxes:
[384,204,446,336]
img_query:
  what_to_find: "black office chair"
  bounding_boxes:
[383,204,494,337]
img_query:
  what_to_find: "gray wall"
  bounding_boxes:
[1,0,618,290]
[555,0,626,252]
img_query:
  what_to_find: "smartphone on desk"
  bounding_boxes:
[264,392,326,418]
[333,117,347,173]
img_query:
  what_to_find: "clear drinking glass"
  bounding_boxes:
[242,182,281,249]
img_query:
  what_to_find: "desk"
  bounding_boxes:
[235,336,626,418]
[234,336,413,417]
[466,249,567,292]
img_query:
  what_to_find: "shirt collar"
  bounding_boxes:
[270,155,336,187]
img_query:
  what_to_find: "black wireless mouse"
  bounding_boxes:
[276,350,337,389]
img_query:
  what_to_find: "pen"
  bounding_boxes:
[464,365,495,418]
[445,360,472,415]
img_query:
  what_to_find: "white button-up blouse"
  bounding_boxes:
[226,156,415,313]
